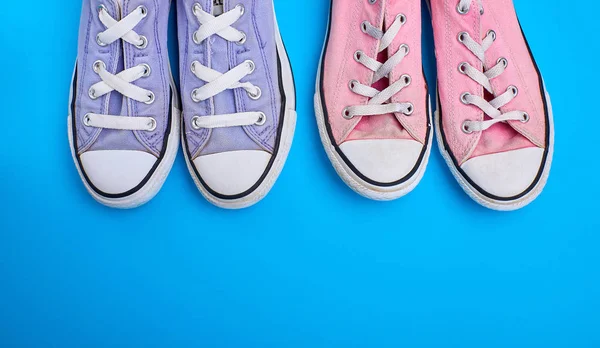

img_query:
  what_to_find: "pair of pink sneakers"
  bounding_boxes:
[315,0,553,211]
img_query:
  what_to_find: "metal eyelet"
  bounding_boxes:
[397,13,407,24]
[96,33,108,47]
[521,112,530,123]
[462,121,473,134]
[236,32,247,45]
[141,64,151,77]
[457,3,469,14]
[487,29,497,41]
[354,50,363,62]
[246,60,256,73]
[368,0,377,4]
[144,91,155,105]
[248,87,262,100]
[191,116,201,130]
[192,31,201,44]
[458,62,468,74]
[460,92,471,104]
[497,57,508,68]
[93,60,105,73]
[403,103,414,116]
[138,5,148,17]
[88,88,98,100]
[136,36,148,49]
[342,107,353,120]
[191,89,201,103]
[255,112,266,126]
[361,21,369,33]
[83,113,92,126]
[236,4,245,16]
[457,31,468,43]
[508,85,518,97]
[97,4,108,14]
[399,43,410,55]
[348,79,358,90]
[193,3,202,15]
[401,74,411,86]
[146,118,157,131]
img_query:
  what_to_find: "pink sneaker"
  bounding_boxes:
[430,0,554,210]
[315,0,432,200]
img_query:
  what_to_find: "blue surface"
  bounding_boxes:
[0,1,598,347]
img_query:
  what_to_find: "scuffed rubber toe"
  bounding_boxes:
[339,139,424,184]
[460,147,545,198]
[193,150,271,197]
[80,150,157,195]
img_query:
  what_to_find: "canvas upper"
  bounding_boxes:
[319,0,431,188]
[431,0,552,202]
[71,0,176,199]
[178,0,289,199]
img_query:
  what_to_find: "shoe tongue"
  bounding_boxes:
[111,57,127,117]
[213,0,224,15]
[371,50,389,90]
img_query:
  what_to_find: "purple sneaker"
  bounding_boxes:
[68,0,180,209]
[177,0,296,209]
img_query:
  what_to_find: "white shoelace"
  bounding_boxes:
[456,1,528,133]
[189,4,264,130]
[85,5,156,132]
[344,14,413,120]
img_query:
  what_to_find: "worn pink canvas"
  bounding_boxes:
[316,0,433,201]
[430,0,553,210]
[431,0,548,165]
[322,0,429,146]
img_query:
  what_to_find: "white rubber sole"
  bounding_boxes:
[183,7,297,210]
[68,67,181,210]
[313,7,432,201]
[434,83,554,211]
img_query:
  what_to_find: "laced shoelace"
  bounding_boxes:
[188,3,265,130]
[84,5,157,132]
[455,0,529,134]
[343,13,414,120]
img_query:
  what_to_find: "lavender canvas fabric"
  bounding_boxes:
[74,0,172,156]
[177,0,283,158]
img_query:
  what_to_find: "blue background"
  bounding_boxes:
[1,1,598,347]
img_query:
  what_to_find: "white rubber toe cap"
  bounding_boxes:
[339,139,424,184]
[460,147,545,198]
[193,150,271,196]
[80,150,157,195]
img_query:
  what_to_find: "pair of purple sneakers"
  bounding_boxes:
[69,0,296,209]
